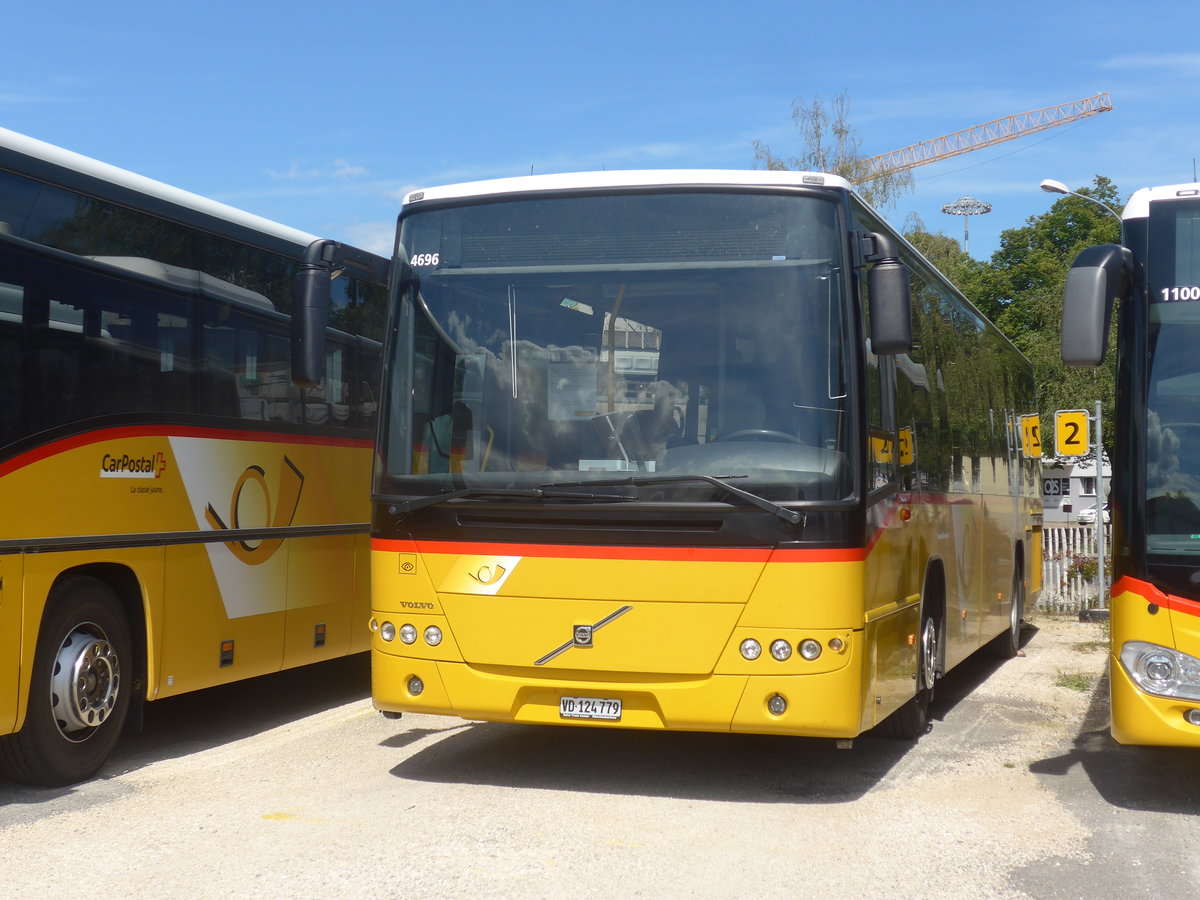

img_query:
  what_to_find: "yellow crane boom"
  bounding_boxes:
[864,92,1114,177]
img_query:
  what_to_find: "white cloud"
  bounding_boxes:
[332,159,367,179]
[1101,53,1200,74]
[341,222,396,257]
[266,159,369,181]
[265,161,324,181]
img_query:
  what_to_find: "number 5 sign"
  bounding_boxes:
[1054,409,1091,457]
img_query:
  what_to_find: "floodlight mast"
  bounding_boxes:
[940,196,992,254]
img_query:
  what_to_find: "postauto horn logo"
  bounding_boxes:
[99,450,167,479]
[204,456,304,565]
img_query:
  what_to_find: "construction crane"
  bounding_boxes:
[863,92,1113,178]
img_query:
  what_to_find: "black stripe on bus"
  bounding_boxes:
[0,522,369,556]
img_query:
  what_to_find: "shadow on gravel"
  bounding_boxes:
[1029,669,1200,815]
[0,652,371,803]
[115,652,371,765]
[1,653,371,808]
[386,629,1032,805]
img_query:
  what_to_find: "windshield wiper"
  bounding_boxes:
[545,474,804,525]
[383,486,638,516]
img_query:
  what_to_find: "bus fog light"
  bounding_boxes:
[424,625,443,646]
[799,639,822,661]
[1186,709,1200,727]
[1120,641,1200,701]
[770,640,792,661]
[740,638,762,660]
[399,624,417,644]
[407,676,424,696]
[767,694,788,716]
[380,622,396,642]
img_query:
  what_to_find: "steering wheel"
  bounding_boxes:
[716,429,802,443]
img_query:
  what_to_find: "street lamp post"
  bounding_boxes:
[1038,178,1122,220]
[941,196,992,255]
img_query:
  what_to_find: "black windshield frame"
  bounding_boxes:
[376,185,860,512]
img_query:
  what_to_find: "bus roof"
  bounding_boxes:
[0,127,320,250]
[402,169,855,207]
[1124,182,1200,220]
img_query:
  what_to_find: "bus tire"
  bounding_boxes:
[881,610,938,740]
[0,576,133,786]
[987,564,1024,660]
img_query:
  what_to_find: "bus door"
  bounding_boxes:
[865,341,921,719]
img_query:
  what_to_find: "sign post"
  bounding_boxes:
[1055,407,1105,610]
[1094,401,1105,610]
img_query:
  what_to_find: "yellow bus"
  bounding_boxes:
[1061,181,1200,745]
[0,129,387,785]
[336,171,1042,743]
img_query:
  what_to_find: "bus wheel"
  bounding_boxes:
[882,612,938,740]
[987,566,1024,659]
[0,577,132,786]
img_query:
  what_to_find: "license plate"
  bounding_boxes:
[560,696,622,720]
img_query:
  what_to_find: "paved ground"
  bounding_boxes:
[1,614,1198,899]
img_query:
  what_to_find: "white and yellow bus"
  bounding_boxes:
[1062,181,1200,745]
[0,129,387,785]
[326,171,1042,743]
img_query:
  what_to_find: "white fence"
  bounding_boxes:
[1039,524,1110,614]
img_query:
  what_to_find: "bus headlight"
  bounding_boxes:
[380,622,396,642]
[740,639,762,660]
[399,624,418,645]
[424,625,443,647]
[1120,641,1200,701]
[770,640,792,661]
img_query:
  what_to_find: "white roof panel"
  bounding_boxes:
[403,169,853,207]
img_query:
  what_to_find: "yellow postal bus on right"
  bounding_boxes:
[1062,181,1200,745]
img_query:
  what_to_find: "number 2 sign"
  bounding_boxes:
[1054,409,1090,457]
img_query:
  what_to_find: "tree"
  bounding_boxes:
[752,91,914,210]
[970,176,1123,455]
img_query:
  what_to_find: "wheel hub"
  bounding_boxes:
[50,624,121,739]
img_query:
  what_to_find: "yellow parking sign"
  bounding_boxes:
[1019,415,1042,458]
[1054,409,1090,457]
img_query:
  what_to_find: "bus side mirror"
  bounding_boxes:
[292,239,392,388]
[292,259,332,389]
[1061,244,1132,367]
[866,233,913,356]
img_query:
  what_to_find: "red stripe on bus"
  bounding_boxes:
[1111,575,1200,619]
[371,538,864,564]
[0,425,372,478]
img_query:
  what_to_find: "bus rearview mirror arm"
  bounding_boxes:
[1061,244,1132,367]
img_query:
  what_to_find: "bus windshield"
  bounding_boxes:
[1145,197,1200,554]
[380,191,854,505]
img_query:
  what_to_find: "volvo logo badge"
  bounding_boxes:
[535,606,632,666]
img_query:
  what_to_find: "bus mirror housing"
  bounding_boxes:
[292,240,392,388]
[865,233,913,355]
[292,250,332,389]
[1061,244,1132,367]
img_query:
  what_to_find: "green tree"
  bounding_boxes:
[752,91,914,210]
[972,176,1123,456]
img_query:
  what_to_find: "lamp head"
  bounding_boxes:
[1040,178,1070,195]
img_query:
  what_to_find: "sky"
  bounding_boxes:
[4,0,1198,262]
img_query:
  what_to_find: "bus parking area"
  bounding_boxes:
[3,614,1198,900]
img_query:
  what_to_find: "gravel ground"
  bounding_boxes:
[4,614,1192,900]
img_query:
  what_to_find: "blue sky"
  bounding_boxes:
[5,0,1196,261]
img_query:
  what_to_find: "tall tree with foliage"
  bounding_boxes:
[971,176,1122,456]
[752,91,914,210]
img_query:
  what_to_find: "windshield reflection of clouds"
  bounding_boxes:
[401,266,852,504]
